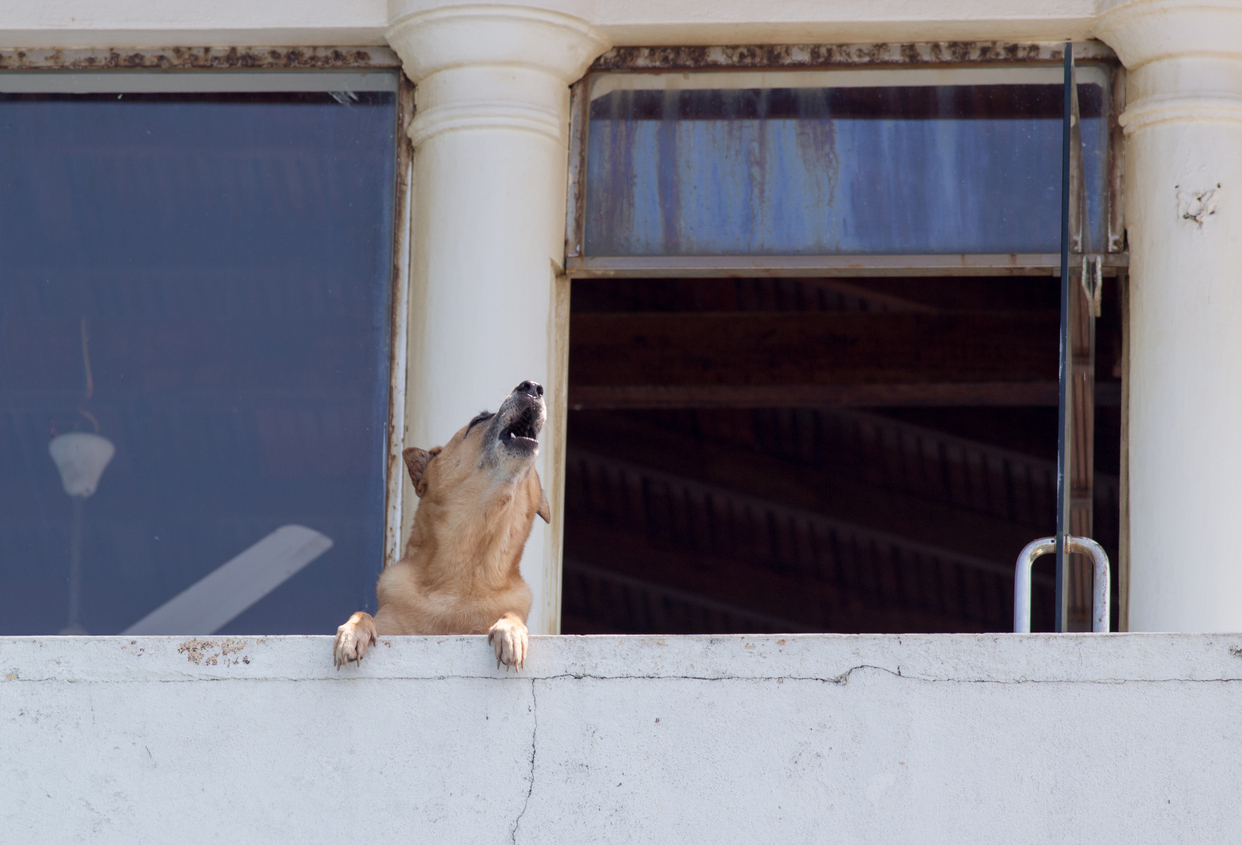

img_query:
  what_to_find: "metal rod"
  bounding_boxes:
[1054,43,1075,632]
[66,496,83,632]
[1079,536,1112,633]
[1014,535,1110,633]
[1013,537,1056,635]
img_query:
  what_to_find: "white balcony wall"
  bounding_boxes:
[4,634,1242,842]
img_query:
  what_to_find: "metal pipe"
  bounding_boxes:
[1076,536,1112,633]
[1014,535,1111,633]
[1054,42,1075,631]
[1014,537,1056,635]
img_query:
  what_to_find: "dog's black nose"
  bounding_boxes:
[515,380,543,399]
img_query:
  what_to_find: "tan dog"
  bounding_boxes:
[333,380,549,670]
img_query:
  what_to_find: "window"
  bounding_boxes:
[562,47,1124,634]
[0,68,405,635]
[579,66,1110,259]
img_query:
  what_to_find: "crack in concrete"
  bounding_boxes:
[509,678,537,845]
[8,668,1242,686]
[532,669,1242,686]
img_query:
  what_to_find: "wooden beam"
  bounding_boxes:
[570,311,1061,387]
[1068,271,1099,631]
[793,278,940,313]
[568,275,1062,315]
[570,381,1121,409]
[794,276,1061,313]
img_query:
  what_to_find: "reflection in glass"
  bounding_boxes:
[0,84,398,634]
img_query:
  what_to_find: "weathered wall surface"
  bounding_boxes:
[3,634,1242,843]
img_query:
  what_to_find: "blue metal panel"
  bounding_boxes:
[585,80,1109,256]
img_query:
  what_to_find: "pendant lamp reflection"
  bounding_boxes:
[48,432,115,497]
[51,317,111,634]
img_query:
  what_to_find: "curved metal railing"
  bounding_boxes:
[1014,536,1111,633]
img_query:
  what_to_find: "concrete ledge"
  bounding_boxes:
[5,632,1242,683]
[5,634,1242,842]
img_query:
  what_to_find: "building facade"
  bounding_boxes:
[6,0,1240,636]
[3,1,1242,838]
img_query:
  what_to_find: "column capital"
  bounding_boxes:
[386,3,608,146]
[386,3,608,85]
[1095,0,1242,132]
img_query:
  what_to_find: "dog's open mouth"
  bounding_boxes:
[500,405,541,448]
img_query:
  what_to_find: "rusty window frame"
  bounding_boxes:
[0,52,416,570]
[565,41,1125,279]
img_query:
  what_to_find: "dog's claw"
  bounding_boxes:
[487,614,529,672]
[333,612,378,669]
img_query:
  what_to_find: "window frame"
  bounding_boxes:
[564,40,1127,280]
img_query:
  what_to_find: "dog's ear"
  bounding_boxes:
[532,469,551,523]
[403,446,438,497]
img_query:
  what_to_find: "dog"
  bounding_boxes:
[333,380,550,670]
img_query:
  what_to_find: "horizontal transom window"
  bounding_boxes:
[580,65,1110,259]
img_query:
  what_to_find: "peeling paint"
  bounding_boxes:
[177,639,249,667]
[1176,183,1221,228]
[591,41,1116,72]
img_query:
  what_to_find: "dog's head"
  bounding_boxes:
[402,380,550,522]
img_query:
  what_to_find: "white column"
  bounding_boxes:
[1097,0,1242,631]
[386,4,607,634]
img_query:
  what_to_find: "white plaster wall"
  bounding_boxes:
[0,0,1109,49]
[4,634,1242,842]
[0,0,389,48]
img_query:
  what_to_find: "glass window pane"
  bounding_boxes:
[584,66,1109,256]
[0,77,399,635]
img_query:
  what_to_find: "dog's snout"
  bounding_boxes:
[515,380,544,399]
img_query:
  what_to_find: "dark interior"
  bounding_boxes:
[562,276,1122,635]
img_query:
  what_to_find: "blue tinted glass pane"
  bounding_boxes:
[0,86,398,635]
[585,75,1109,256]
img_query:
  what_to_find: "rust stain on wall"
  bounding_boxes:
[0,47,399,71]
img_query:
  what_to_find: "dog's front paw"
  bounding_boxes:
[487,613,528,671]
[334,612,378,669]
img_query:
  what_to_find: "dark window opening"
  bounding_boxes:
[562,276,1122,634]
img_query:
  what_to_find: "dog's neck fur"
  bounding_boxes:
[405,469,539,597]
